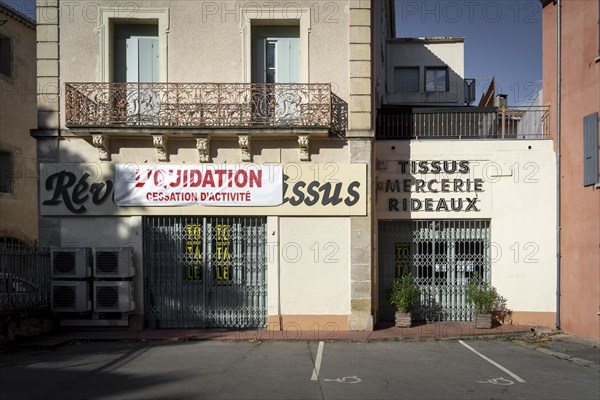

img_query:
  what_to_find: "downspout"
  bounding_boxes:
[556,0,562,330]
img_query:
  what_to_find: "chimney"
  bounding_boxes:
[495,94,508,109]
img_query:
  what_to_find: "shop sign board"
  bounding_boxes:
[40,163,367,217]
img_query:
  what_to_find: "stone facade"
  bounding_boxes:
[34,0,374,331]
[0,3,37,244]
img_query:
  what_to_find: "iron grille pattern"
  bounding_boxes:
[379,220,491,322]
[66,82,333,128]
[0,242,51,312]
[144,216,267,329]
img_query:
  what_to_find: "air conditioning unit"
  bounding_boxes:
[93,281,135,312]
[51,281,91,312]
[51,248,91,279]
[93,247,135,278]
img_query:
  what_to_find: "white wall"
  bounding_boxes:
[376,139,557,314]
[385,40,465,106]
[278,217,350,315]
[0,14,37,243]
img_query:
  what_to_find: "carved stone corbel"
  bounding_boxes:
[91,134,110,161]
[196,135,211,163]
[153,135,169,162]
[238,134,252,162]
[298,134,310,161]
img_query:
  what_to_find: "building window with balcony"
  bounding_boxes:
[113,24,159,84]
[0,151,13,193]
[0,33,12,78]
[425,66,448,92]
[394,67,419,93]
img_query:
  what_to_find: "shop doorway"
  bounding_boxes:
[378,220,491,322]
[144,216,267,329]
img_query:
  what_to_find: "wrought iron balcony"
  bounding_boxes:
[65,82,344,132]
[376,106,550,139]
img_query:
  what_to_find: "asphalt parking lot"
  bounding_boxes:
[1,340,598,399]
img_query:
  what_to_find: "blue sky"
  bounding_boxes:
[395,0,543,105]
[1,0,35,20]
[3,0,542,105]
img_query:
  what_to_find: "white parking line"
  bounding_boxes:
[311,341,324,381]
[459,340,526,383]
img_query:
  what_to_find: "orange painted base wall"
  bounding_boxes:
[267,313,557,332]
[510,312,556,330]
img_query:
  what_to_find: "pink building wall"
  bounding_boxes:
[542,1,600,339]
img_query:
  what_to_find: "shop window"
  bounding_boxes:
[0,151,12,193]
[412,240,447,280]
[455,240,485,280]
[394,67,419,93]
[0,33,12,77]
[425,66,448,92]
[379,220,491,322]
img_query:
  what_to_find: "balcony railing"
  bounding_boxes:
[65,82,341,131]
[376,106,550,139]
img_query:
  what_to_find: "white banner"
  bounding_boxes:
[114,164,283,207]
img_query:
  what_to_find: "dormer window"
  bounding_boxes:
[425,66,448,92]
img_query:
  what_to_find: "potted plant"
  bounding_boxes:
[466,273,498,329]
[388,272,421,327]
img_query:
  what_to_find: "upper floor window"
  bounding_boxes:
[252,26,300,84]
[113,24,159,83]
[394,67,419,93]
[0,33,12,78]
[0,151,13,193]
[425,67,448,92]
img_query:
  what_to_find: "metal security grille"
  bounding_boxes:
[144,217,267,329]
[378,220,491,322]
[0,242,50,312]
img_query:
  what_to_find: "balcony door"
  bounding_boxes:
[252,26,300,124]
[113,24,159,125]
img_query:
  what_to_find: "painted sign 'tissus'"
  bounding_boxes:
[40,163,367,217]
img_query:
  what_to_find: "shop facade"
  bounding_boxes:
[39,159,368,330]
[374,140,557,327]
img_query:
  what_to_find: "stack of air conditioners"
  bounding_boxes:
[51,247,135,317]
[51,248,92,313]
[92,248,135,313]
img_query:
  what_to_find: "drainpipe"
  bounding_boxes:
[556,0,562,331]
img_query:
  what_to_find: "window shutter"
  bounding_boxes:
[583,113,599,187]
[0,35,12,77]
[0,152,13,193]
